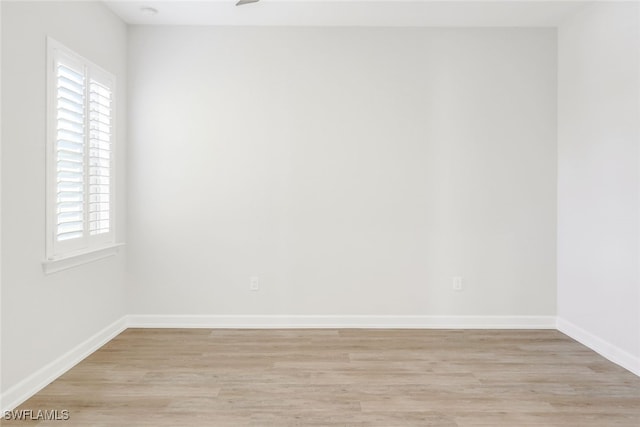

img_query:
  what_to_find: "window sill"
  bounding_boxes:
[42,243,125,274]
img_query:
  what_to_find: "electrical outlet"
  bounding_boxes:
[250,276,259,291]
[452,276,463,291]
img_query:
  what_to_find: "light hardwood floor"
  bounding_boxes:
[4,329,640,426]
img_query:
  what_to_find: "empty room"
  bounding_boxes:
[1,0,639,425]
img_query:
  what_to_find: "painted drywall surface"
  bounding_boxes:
[1,2,127,392]
[0,0,4,409]
[558,2,640,358]
[127,27,557,316]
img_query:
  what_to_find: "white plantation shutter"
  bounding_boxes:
[88,79,112,235]
[55,62,85,242]
[47,39,116,259]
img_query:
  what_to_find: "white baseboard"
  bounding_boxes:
[0,316,128,413]
[557,317,640,377]
[127,314,557,329]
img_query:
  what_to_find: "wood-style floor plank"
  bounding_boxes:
[4,329,640,426]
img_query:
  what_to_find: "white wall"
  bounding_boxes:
[557,1,640,374]
[0,0,4,411]
[1,1,127,397]
[127,27,557,319]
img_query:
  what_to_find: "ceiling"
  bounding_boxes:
[104,0,592,27]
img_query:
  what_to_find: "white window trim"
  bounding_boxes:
[42,243,125,275]
[44,37,120,273]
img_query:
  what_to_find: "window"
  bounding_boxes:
[45,38,117,269]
